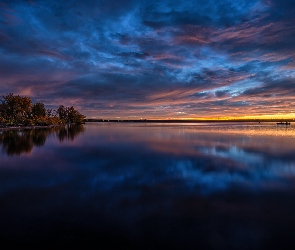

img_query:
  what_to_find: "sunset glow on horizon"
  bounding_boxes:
[1,0,295,119]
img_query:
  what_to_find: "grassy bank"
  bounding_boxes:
[0,124,63,131]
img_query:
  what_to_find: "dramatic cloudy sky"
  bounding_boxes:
[1,0,295,119]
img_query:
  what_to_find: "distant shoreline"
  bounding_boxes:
[1,119,292,131]
[84,119,293,123]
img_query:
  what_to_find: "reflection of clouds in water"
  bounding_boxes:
[78,151,294,198]
[210,144,295,177]
[268,162,295,176]
[2,122,295,198]
[173,160,231,194]
[55,123,295,196]
[2,123,295,248]
[204,145,263,163]
[172,146,295,194]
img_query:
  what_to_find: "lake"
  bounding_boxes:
[1,122,295,249]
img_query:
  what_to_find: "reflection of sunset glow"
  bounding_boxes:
[188,124,295,138]
[84,122,295,159]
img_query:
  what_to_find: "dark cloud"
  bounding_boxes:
[0,0,295,118]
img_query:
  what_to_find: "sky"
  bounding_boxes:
[0,0,295,119]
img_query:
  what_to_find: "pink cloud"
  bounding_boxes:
[151,53,183,61]
[37,50,69,60]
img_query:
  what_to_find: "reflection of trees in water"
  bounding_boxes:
[0,125,85,155]
[0,129,50,155]
[0,130,34,155]
[57,124,85,142]
[31,129,47,146]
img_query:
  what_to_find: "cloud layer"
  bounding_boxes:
[1,0,295,118]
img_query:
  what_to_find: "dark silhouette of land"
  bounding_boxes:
[84,118,294,123]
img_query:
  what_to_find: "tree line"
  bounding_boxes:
[0,93,86,127]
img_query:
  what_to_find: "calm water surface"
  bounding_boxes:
[1,122,295,249]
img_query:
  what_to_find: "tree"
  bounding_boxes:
[67,106,86,124]
[32,102,46,117]
[0,93,86,126]
[0,93,33,125]
[57,105,67,122]
[57,105,85,124]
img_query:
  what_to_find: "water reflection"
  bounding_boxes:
[57,124,85,142]
[0,124,85,155]
[79,123,295,194]
[1,122,295,249]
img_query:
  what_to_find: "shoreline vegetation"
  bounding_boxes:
[0,124,60,131]
[0,93,85,131]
